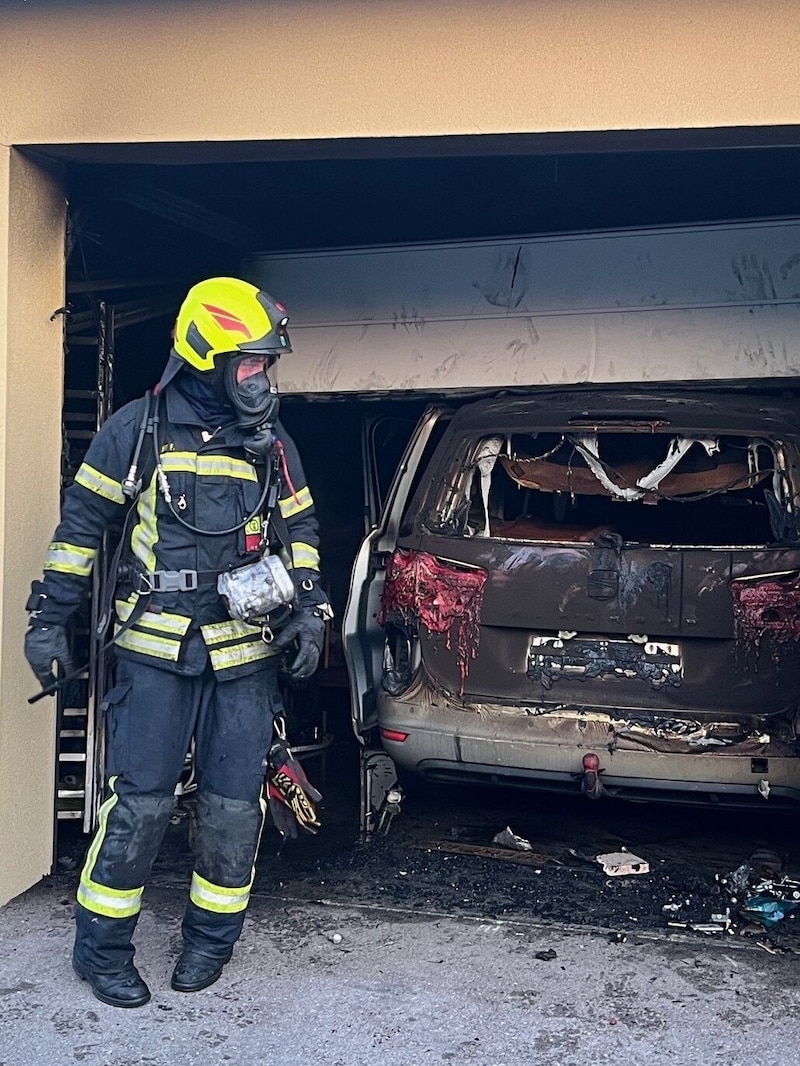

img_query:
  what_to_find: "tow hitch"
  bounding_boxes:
[581,752,605,800]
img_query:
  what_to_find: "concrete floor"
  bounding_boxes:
[1,873,799,1066]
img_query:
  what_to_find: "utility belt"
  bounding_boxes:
[131,554,296,638]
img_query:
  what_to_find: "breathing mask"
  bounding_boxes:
[225,351,281,427]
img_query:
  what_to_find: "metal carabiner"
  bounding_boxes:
[135,571,155,595]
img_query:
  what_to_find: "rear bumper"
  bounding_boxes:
[377,682,800,805]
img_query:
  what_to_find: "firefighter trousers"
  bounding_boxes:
[74,656,280,975]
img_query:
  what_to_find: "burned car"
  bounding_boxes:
[344,387,800,814]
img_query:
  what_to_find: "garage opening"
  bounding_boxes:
[45,133,800,830]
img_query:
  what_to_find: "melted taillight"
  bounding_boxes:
[379,549,487,693]
[731,573,800,660]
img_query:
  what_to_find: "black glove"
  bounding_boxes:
[24,624,74,691]
[270,607,326,681]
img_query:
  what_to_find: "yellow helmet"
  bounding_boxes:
[173,277,291,372]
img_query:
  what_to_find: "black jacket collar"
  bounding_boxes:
[162,385,248,448]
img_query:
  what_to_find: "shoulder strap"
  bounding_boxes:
[121,391,156,500]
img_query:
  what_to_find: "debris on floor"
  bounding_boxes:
[596,850,650,877]
[741,895,797,928]
[534,948,558,961]
[417,840,553,866]
[492,826,534,851]
[58,767,800,956]
[719,851,800,923]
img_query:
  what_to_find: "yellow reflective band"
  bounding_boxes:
[44,541,97,576]
[81,775,119,883]
[279,547,293,570]
[114,626,182,662]
[131,470,159,572]
[201,619,263,646]
[189,872,251,914]
[198,456,258,481]
[291,542,320,570]
[75,463,126,505]
[77,777,145,919]
[278,486,313,518]
[115,596,192,636]
[208,638,276,672]
[160,452,258,481]
[77,880,144,919]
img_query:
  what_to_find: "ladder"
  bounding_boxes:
[56,302,115,832]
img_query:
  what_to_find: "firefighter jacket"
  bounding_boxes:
[32,385,325,680]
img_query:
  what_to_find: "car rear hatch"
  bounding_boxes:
[381,390,800,727]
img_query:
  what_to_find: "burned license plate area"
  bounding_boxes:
[528,634,683,690]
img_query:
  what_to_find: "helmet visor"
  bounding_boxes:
[236,353,270,383]
[234,354,277,383]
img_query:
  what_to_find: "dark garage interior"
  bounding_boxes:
[40,136,800,951]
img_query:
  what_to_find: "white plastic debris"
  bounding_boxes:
[596,851,650,877]
[492,826,533,852]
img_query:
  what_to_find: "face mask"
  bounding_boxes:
[224,353,280,430]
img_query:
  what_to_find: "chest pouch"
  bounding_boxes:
[217,554,295,626]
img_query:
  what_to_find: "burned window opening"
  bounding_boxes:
[427,432,795,548]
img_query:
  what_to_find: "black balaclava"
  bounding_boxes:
[173,362,237,426]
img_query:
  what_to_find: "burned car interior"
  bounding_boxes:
[431,430,794,549]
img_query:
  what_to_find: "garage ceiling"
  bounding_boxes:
[59,140,800,279]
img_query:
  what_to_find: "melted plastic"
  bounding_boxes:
[730,574,800,661]
[379,549,487,693]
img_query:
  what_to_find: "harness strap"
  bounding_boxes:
[136,568,220,594]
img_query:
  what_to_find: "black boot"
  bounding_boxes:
[72,905,150,1007]
[170,951,226,992]
[72,956,151,1008]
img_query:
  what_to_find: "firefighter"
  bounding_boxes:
[24,278,331,1008]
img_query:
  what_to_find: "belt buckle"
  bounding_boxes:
[139,569,198,594]
[177,569,198,592]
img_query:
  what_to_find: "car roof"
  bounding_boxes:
[446,383,800,437]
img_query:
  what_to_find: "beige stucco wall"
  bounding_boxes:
[1,0,800,147]
[0,149,66,905]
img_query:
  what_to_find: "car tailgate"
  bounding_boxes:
[405,533,800,717]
